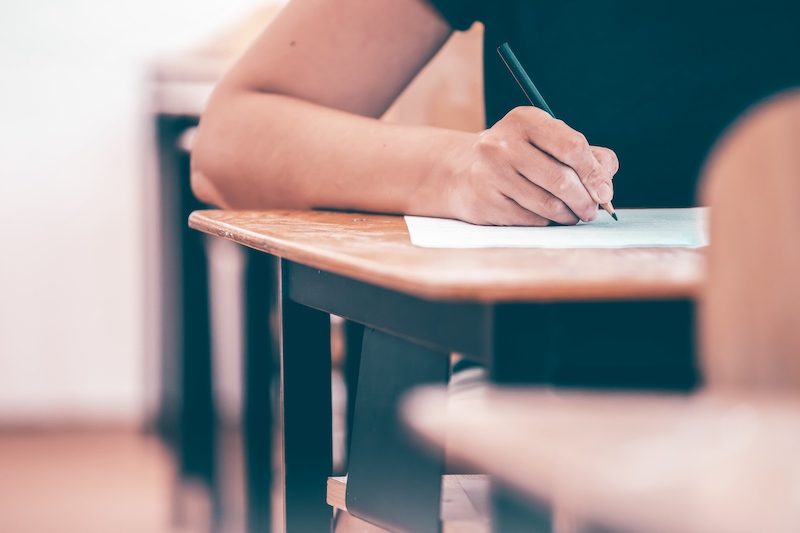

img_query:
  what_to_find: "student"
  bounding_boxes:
[190,0,616,227]
[191,0,800,388]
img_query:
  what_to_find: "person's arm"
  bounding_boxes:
[191,0,617,226]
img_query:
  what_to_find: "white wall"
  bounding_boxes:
[0,0,266,424]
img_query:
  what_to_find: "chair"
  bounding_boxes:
[698,89,800,391]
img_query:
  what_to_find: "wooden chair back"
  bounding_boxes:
[381,24,485,133]
[698,90,800,392]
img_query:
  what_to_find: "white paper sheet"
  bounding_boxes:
[404,208,709,249]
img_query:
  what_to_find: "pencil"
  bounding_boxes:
[497,42,617,221]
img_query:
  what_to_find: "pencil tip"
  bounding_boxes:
[611,212,618,221]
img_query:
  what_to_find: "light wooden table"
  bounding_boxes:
[190,210,703,303]
[189,209,706,533]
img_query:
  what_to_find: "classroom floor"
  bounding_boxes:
[0,369,353,533]
[0,428,188,533]
[0,359,420,533]
[0,427,392,533]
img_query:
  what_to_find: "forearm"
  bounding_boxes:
[189,0,615,226]
[191,86,474,218]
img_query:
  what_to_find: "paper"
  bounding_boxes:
[404,208,709,249]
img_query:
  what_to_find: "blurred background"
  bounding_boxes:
[0,1,485,531]
[0,0,272,430]
[5,1,799,532]
[0,1,277,532]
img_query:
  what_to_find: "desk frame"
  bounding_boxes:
[190,209,702,533]
[275,260,694,533]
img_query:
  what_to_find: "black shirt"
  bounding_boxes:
[425,0,799,390]
[431,0,800,208]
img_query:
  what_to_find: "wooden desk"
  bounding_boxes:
[189,210,703,302]
[404,387,800,533]
[188,209,706,533]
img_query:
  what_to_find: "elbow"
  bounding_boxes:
[190,167,226,209]
[189,84,292,211]
[190,114,230,209]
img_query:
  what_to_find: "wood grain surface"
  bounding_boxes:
[189,209,704,302]
[404,386,800,533]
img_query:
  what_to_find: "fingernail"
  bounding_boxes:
[597,182,613,203]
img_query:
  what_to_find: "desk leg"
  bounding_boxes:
[492,484,552,533]
[153,114,218,525]
[343,320,364,469]
[346,328,449,533]
[490,304,553,533]
[243,251,278,533]
[281,291,333,533]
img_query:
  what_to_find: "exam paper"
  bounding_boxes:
[404,208,709,248]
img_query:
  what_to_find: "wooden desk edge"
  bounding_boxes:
[189,210,704,303]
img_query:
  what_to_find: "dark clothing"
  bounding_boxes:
[429,0,800,390]
[432,0,800,208]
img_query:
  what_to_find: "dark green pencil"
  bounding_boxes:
[497,42,617,220]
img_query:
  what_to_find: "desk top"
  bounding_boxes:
[404,386,800,533]
[189,209,705,302]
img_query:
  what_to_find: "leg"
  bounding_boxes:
[282,282,333,533]
[151,114,221,527]
[153,114,200,451]
[490,304,553,533]
[343,319,365,469]
[161,115,220,524]
[178,201,216,507]
[346,328,450,533]
[243,250,279,533]
[492,484,551,533]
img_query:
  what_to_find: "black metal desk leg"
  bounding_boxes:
[343,319,365,468]
[243,251,278,533]
[281,274,333,533]
[492,484,552,533]
[346,327,450,533]
[490,304,554,533]
[154,114,218,526]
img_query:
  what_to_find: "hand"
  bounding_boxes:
[444,106,618,226]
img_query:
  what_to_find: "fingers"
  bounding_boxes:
[508,107,616,208]
[468,131,586,224]
[456,108,620,226]
[454,188,552,226]
[591,146,619,176]
[492,196,552,226]
[502,151,585,224]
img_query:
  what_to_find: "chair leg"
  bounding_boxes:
[345,327,450,533]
